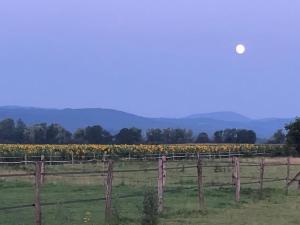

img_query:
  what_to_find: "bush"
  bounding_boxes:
[141,188,158,225]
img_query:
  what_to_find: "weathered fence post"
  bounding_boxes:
[40,155,45,185]
[286,157,290,194]
[105,160,113,223]
[231,157,235,186]
[234,157,240,202]
[158,157,164,213]
[35,161,42,225]
[197,155,204,210]
[71,152,74,165]
[102,152,107,162]
[24,153,28,166]
[259,158,265,198]
[50,152,53,166]
[162,156,167,187]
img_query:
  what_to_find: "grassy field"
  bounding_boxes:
[1,158,300,225]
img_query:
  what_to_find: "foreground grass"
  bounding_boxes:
[1,158,300,225]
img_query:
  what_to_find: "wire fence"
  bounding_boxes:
[1,156,300,225]
[0,151,275,166]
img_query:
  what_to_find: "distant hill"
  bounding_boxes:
[0,106,294,138]
[186,111,252,122]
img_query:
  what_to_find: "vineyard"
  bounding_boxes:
[0,144,286,157]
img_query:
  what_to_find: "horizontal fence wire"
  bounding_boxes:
[0,151,280,164]
[1,155,300,222]
[0,175,295,212]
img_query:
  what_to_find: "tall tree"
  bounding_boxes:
[73,125,112,144]
[25,123,47,144]
[73,128,86,143]
[46,124,72,144]
[285,118,300,152]
[0,118,16,143]
[214,130,223,143]
[85,125,112,144]
[223,129,238,143]
[146,129,163,144]
[161,128,193,144]
[268,129,286,144]
[236,129,256,144]
[213,129,256,144]
[162,128,172,144]
[115,127,142,144]
[14,119,27,143]
[195,132,210,143]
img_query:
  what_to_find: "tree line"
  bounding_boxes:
[0,117,280,145]
[1,117,300,152]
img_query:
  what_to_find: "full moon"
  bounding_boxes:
[235,44,246,55]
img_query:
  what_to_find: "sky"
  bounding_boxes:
[0,0,299,119]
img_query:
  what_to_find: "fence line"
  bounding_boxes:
[1,156,300,224]
[0,151,277,165]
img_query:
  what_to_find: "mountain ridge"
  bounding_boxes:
[0,106,294,138]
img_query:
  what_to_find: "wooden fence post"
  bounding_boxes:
[35,161,42,225]
[286,157,290,194]
[197,155,204,210]
[162,156,167,187]
[231,157,235,186]
[71,152,74,165]
[50,152,53,166]
[102,152,107,162]
[105,160,113,222]
[40,155,45,185]
[234,157,240,202]
[24,153,28,166]
[259,158,265,198]
[158,158,164,213]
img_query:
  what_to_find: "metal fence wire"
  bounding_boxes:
[1,156,300,225]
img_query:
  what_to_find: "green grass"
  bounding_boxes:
[1,158,300,225]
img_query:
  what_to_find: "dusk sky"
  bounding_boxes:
[1,0,299,119]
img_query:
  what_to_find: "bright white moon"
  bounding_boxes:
[235,44,246,54]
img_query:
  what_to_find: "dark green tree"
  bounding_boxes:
[214,130,223,143]
[161,128,193,144]
[285,118,300,152]
[85,125,112,144]
[25,123,47,144]
[146,129,163,144]
[195,132,210,143]
[236,129,256,144]
[46,124,72,144]
[183,129,193,143]
[115,127,142,144]
[162,128,172,144]
[223,129,238,143]
[213,129,256,144]
[268,129,286,144]
[73,128,86,143]
[0,118,16,143]
[171,129,186,143]
[14,119,27,143]
[73,126,112,144]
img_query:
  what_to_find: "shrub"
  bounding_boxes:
[141,188,158,225]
